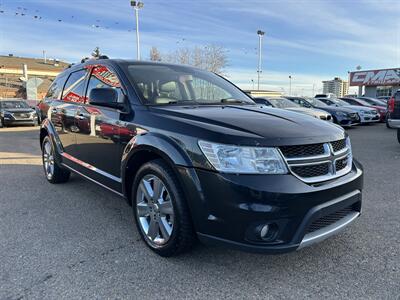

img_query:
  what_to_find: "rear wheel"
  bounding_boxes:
[42,136,70,183]
[132,159,195,256]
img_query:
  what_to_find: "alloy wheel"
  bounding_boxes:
[43,141,55,180]
[136,175,175,247]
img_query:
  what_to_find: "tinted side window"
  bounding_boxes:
[45,74,67,100]
[62,69,88,103]
[87,66,124,103]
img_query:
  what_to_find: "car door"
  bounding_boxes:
[49,69,88,157]
[74,64,129,181]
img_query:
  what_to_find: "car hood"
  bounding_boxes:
[285,107,328,117]
[315,106,355,114]
[149,105,345,146]
[2,108,34,114]
[342,105,376,112]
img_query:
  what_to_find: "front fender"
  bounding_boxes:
[120,132,195,197]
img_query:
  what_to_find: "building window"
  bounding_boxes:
[376,86,392,97]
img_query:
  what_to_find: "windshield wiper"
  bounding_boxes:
[219,98,249,104]
[166,100,199,105]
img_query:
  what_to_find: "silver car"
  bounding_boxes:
[254,97,333,122]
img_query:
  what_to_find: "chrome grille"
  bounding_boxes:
[291,163,330,178]
[279,138,352,183]
[280,143,325,158]
[335,156,348,172]
[331,139,346,153]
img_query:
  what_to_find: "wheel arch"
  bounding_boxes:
[121,133,194,206]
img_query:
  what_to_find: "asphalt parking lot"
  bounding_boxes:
[0,124,399,300]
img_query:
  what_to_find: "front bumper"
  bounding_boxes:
[359,114,380,123]
[388,118,400,128]
[178,161,363,254]
[336,114,360,127]
[3,116,37,126]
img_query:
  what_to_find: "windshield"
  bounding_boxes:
[306,98,328,107]
[359,98,386,106]
[268,98,300,108]
[0,101,29,109]
[353,98,371,106]
[337,99,350,106]
[127,64,254,105]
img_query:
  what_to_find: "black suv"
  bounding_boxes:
[39,59,363,256]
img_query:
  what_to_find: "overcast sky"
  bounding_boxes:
[0,0,399,95]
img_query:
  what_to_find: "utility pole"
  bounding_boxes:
[257,30,265,90]
[289,75,292,95]
[43,50,47,64]
[131,1,144,60]
[251,79,255,90]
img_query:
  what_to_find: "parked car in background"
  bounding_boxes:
[340,97,386,122]
[0,99,39,127]
[358,97,387,107]
[38,59,363,256]
[254,97,333,122]
[318,98,380,124]
[387,90,400,142]
[315,93,337,99]
[377,96,391,103]
[286,96,360,127]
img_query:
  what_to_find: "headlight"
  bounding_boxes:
[359,110,366,115]
[3,111,13,118]
[198,141,288,174]
[30,111,37,118]
[336,112,348,117]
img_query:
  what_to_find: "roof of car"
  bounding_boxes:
[67,58,200,72]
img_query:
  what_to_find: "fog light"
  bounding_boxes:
[260,224,270,239]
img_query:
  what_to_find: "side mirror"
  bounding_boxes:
[89,88,123,109]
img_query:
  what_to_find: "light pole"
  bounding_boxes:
[131,1,144,60]
[251,79,255,90]
[289,75,292,95]
[257,30,265,90]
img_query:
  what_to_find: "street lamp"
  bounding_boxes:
[131,1,144,60]
[257,30,265,90]
[289,75,292,95]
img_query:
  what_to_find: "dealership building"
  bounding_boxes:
[349,67,400,97]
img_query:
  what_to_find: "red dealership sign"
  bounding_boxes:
[349,68,400,86]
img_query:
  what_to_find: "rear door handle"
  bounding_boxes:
[75,114,85,120]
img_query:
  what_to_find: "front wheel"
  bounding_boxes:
[132,159,195,257]
[0,118,4,128]
[42,136,70,183]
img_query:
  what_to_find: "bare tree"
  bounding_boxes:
[159,44,228,74]
[149,46,162,61]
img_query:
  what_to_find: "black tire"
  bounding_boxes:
[397,129,400,144]
[132,159,195,257]
[0,118,3,128]
[386,114,392,128]
[42,136,70,184]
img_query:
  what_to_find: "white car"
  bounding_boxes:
[318,98,380,124]
[254,97,333,122]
